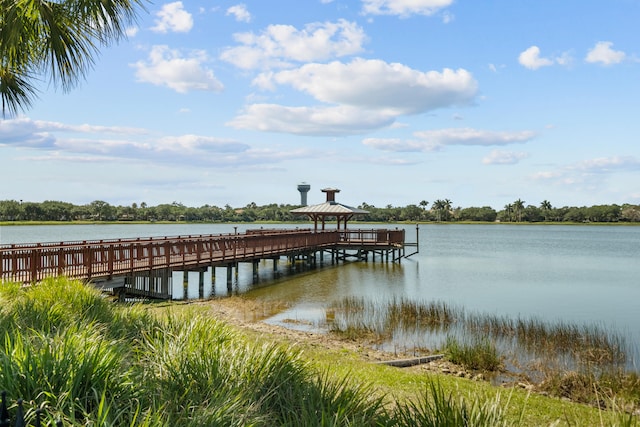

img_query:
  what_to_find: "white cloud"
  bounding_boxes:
[482,150,529,165]
[229,59,477,136]
[256,59,478,115]
[362,137,425,152]
[0,117,56,148]
[133,45,223,93]
[0,117,257,168]
[364,128,536,152]
[125,27,139,37]
[585,41,626,66]
[151,2,193,33]
[226,4,252,23]
[518,46,553,70]
[570,155,640,173]
[154,135,250,154]
[533,156,640,192]
[0,118,149,149]
[362,0,453,17]
[227,104,396,135]
[220,20,367,70]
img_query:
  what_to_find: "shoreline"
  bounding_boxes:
[179,296,526,384]
[2,220,639,227]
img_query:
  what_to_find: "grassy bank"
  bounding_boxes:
[0,278,637,426]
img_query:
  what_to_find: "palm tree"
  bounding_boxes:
[1,0,147,116]
[419,200,429,220]
[513,199,525,222]
[444,199,452,218]
[433,199,451,222]
[540,200,552,222]
[503,203,513,222]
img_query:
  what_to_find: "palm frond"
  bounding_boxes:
[0,0,148,115]
[0,65,39,117]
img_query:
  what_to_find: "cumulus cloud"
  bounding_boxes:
[0,118,149,149]
[226,4,252,22]
[227,104,396,135]
[255,59,478,115]
[569,155,640,173]
[0,117,57,148]
[533,156,640,190]
[151,2,193,33]
[125,27,139,37]
[585,41,626,66]
[518,46,554,70]
[363,128,536,152]
[133,45,223,93]
[229,59,477,136]
[482,150,530,165]
[0,118,255,168]
[362,0,453,17]
[441,11,454,23]
[220,20,367,70]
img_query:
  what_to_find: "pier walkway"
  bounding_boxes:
[0,228,409,299]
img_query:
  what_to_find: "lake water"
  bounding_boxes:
[2,222,639,366]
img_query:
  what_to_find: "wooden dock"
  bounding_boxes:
[0,228,410,300]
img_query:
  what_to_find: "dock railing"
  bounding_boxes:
[0,228,404,284]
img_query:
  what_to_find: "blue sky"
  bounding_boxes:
[2,0,639,210]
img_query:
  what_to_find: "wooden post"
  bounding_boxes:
[226,264,233,294]
[251,261,258,283]
[199,270,204,299]
[183,271,188,298]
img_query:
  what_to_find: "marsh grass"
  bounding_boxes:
[392,380,514,427]
[327,296,637,408]
[1,277,637,425]
[328,297,627,367]
[0,277,515,426]
[445,335,503,372]
[537,365,640,411]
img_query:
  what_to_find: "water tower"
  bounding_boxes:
[297,182,311,206]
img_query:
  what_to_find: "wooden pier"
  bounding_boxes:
[0,228,410,300]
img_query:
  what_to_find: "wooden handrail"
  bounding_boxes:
[0,228,403,284]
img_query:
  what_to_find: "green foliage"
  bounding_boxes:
[3,198,640,223]
[393,380,512,427]
[445,335,503,372]
[0,0,148,116]
[0,276,114,335]
[0,278,393,425]
[0,277,636,425]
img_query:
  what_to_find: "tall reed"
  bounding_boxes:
[328,296,629,367]
[445,335,503,372]
[0,278,394,425]
[392,380,512,427]
[1,277,634,424]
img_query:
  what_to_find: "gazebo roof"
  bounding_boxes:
[290,188,368,230]
[290,201,369,216]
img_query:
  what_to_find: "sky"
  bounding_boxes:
[1,0,640,210]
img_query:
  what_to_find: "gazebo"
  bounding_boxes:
[290,188,369,230]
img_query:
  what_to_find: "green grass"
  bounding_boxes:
[0,278,638,426]
[445,335,503,372]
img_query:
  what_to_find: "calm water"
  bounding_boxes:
[2,223,639,363]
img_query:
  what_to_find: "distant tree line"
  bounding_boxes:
[1,199,639,223]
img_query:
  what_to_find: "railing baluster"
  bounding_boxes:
[1,228,403,285]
